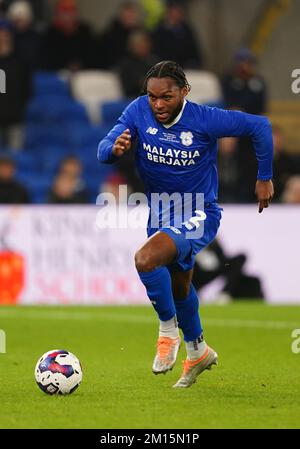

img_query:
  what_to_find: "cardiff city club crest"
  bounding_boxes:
[180,131,193,146]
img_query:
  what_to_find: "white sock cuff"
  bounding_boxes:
[159,316,179,339]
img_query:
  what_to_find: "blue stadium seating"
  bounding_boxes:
[0,150,39,175]
[84,173,107,199]
[26,95,89,125]
[16,172,53,204]
[38,146,75,174]
[24,124,68,149]
[101,99,131,125]
[17,71,125,204]
[13,151,40,173]
[32,72,70,98]
[64,123,110,150]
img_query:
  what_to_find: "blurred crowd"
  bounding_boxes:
[0,0,299,205]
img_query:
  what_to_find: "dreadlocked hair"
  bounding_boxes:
[142,60,191,94]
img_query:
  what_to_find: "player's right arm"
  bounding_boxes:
[112,129,132,157]
[97,100,138,164]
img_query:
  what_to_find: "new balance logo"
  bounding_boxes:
[146,127,158,135]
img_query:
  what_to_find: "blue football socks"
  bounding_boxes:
[138,267,176,321]
[174,284,202,342]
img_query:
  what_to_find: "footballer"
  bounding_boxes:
[98,61,274,388]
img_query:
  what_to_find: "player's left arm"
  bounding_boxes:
[204,107,274,213]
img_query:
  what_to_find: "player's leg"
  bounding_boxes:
[171,268,217,387]
[135,231,181,374]
[171,268,201,343]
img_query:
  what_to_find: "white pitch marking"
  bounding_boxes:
[0,310,299,330]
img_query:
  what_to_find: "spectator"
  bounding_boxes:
[7,0,42,70]
[272,126,300,201]
[58,155,89,199]
[1,0,49,27]
[233,136,259,203]
[281,176,300,204]
[152,0,203,69]
[97,1,142,69]
[119,30,158,98]
[218,137,239,203]
[218,135,258,204]
[142,0,165,30]
[0,156,30,203]
[0,20,31,149]
[40,0,95,71]
[48,172,89,204]
[221,48,267,115]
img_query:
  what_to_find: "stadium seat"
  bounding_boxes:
[185,70,223,105]
[0,149,35,167]
[101,99,132,125]
[24,124,68,149]
[84,173,108,199]
[13,151,40,173]
[16,172,53,204]
[70,70,123,122]
[78,150,114,177]
[38,146,74,174]
[32,72,70,98]
[26,96,89,125]
[64,123,110,150]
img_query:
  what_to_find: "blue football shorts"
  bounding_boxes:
[147,204,223,272]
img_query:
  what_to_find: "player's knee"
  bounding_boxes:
[134,250,157,272]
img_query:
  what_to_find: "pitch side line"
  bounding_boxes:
[0,309,299,330]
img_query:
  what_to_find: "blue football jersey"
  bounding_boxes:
[98,95,273,224]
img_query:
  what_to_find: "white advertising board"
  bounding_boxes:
[0,205,298,305]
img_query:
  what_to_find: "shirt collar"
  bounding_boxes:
[162,99,187,129]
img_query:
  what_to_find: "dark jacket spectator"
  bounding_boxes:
[0,20,31,148]
[40,0,94,71]
[217,137,239,203]
[272,126,300,201]
[97,1,142,69]
[152,0,203,69]
[1,0,49,26]
[119,30,158,98]
[235,136,258,203]
[7,0,42,70]
[0,156,30,203]
[222,48,267,115]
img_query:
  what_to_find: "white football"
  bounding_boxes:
[35,349,82,395]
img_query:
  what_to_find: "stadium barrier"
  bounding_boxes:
[0,205,298,305]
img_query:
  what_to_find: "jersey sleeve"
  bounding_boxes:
[203,106,273,180]
[97,99,138,164]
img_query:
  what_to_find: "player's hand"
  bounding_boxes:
[255,180,274,213]
[112,129,131,157]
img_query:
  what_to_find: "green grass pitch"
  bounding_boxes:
[0,302,300,429]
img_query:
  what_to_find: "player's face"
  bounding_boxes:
[147,77,188,124]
